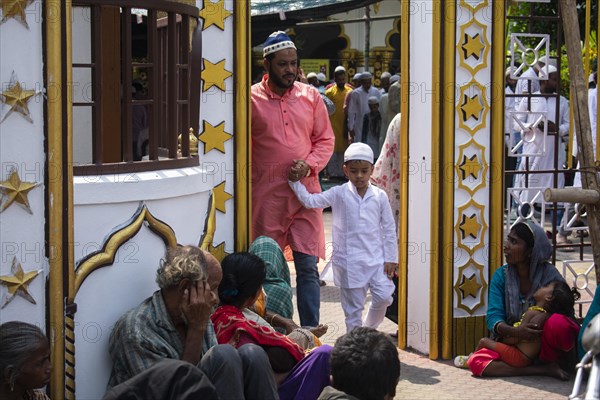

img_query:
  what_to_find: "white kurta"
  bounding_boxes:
[513,92,570,203]
[347,86,382,143]
[289,180,397,289]
[572,88,599,187]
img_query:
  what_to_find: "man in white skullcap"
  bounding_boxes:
[379,71,392,94]
[251,31,334,327]
[347,71,381,144]
[512,64,572,248]
[288,142,397,333]
[325,65,353,178]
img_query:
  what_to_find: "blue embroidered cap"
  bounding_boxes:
[263,31,297,58]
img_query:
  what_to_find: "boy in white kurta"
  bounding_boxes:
[288,143,398,332]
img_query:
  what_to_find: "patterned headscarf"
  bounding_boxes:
[504,222,564,324]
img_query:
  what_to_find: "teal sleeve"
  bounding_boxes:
[486,265,507,332]
[578,285,600,359]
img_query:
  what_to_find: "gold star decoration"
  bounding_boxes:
[0,169,40,214]
[459,213,481,239]
[1,0,34,28]
[0,256,41,308]
[208,242,229,262]
[0,72,36,123]
[202,59,232,91]
[458,273,482,299]
[458,154,482,181]
[199,0,232,31]
[212,181,233,213]
[461,33,485,61]
[460,94,484,122]
[199,121,232,154]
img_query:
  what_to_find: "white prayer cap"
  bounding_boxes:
[538,55,557,68]
[263,31,297,57]
[505,66,515,77]
[368,96,379,105]
[306,72,317,79]
[335,65,346,73]
[390,74,400,83]
[353,73,362,81]
[542,64,558,75]
[344,143,374,164]
[316,72,327,82]
[381,71,392,79]
[361,71,373,79]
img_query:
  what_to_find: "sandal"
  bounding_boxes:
[556,234,575,252]
[454,354,470,368]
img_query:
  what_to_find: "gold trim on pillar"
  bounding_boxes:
[46,1,64,398]
[74,204,177,294]
[441,0,457,360]
[490,1,506,275]
[397,0,409,349]
[234,0,251,251]
[429,0,442,360]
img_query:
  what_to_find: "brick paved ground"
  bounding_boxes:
[287,210,576,400]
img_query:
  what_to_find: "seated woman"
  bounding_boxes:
[211,252,332,400]
[0,321,52,400]
[248,236,327,339]
[457,222,579,379]
[472,280,579,368]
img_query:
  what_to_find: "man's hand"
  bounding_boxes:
[348,130,355,143]
[180,280,212,330]
[384,262,398,279]
[290,159,310,180]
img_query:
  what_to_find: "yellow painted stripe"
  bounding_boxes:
[235,1,252,251]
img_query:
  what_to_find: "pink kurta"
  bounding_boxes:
[251,76,334,259]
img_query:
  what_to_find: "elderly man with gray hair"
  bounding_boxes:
[107,246,278,399]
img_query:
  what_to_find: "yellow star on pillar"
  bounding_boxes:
[0,169,40,214]
[212,181,233,213]
[462,33,485,60]
[1,0,34,28]
[199,0,232,31]
[0,256,41,308]
[460,94,483,122]
[459,213,481,239]
[458,273,481,299]
[458,154,482,181]
[202,59,232,92]
[1,76,36,123]
[199,121,232,154]
[208,242,229,262]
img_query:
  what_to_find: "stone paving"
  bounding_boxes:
[286,210,576,400]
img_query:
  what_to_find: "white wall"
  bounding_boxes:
[0,0,47,328]
[73,166,215,399]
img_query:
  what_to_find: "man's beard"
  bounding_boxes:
[269,66,296,90]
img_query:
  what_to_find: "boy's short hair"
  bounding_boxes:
[330,327,400,400]
[344,143,373,164]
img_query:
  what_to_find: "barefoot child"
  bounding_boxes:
[458,280,580,369]
[288,143,398,332]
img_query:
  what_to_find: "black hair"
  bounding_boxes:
[218,252,266,308]
[511,222,535,250]
[330,327,400,400]
[547,280,580,317]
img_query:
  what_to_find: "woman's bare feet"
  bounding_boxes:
[309,324,328,337]
[545,363,570,380]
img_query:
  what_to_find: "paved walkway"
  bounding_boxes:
[287,210,575,400]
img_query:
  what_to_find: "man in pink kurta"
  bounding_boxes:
[251,31,334,327]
